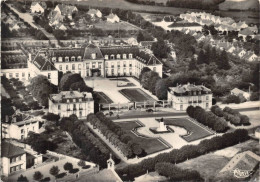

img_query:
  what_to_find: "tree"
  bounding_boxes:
[49,166,60,178]
[64,162,73,172]
[17,175,28,182]
[250,92,259,101]
[188,58,198,70]
[33,171,43,181]
[1,96,15,122]
[197,50,206,64]
[155,79,167,100]
[218,50,230,70]
[137,31,144,42]
[224,95,240,104]
[59,73,91,92]
[151,38,170,59]
[42,113,60,122]
[44,24,53,33]
[78,160,86,167]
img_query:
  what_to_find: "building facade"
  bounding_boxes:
[2,118,42,140]
[49,90,94,119]
[168,83,212,111]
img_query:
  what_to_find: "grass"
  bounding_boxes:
[95,91,113,104]
[93,21,138,30]
[163,118,213,142]
[119,88,156,102]
[116,120,168,154]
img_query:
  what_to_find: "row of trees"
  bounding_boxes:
[87,113,144,158]
[155,162,202,181]
[116,129,248,180]
[59,115,111,168]
[186,106,229,132]
[211,105,250,126]
[166,0,225,10]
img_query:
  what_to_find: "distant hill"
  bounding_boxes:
[219,0,259,10]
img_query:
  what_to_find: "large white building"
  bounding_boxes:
[48,90,94,118]
[168,83,212,111]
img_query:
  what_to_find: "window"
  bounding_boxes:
[206,96,209,100]
[111,69,114,76]
[52,57,56,62]
[193,91,196,96]
[92,62,96,69]
[73,99,76,102]
[129,54,133,59]
[110,55,115,59]
[123,61,126,67]
[58,57,63,62]
[79,111,82,117]
[77,56,81,61]
[58,105,60,110]
[59,65,62,70]
[72,64,75,70]
[79,98,82,102]
[78,64,81,70]
[123,54,127,59]
[91,53,96,59]
[153,67,156,72]
[106,62,108,68]
[67,99,70,103]
[86,63,89,68]
[11,157,16,163]
[130,68,132,75]
[71,56,75,61]
[123,68,126,75]
[73,104,76,110]
[21,129,24,134]
[9,73,13,78]
[105,55,108,60]
[48,73,51,79]
[129,61,132,67]
[22,72,25,77]
[111,62,114,68]
[47,65,51,70]
[66,65,69,70]
[116,54,121,59]
[16,73,19,78]
[180,105,183,111]
[65,57,69,62]
[98,63,102,69]
[86,70,89,76]
[206,103,209,108]
[117,62,120,67]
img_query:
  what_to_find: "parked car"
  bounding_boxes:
[146,108,154,113]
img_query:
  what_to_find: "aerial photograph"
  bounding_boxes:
[1,0,259,181]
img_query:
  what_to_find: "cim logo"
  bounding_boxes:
[232,168,253,178]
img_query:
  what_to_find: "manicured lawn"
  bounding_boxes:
[116,120,168,154]
[94,21,138,30]
[163,118,213,142]
[119,88,156,102]
[95,91,114,104]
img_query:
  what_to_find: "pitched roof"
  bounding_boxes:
[56,4,78,15]
[50,90,93,103]
[31,2,47,9]
[239,28,254,36]
[106,13,119,19]
[231,88,247,95]
[136,51,162,65]
[33,53,56,71]
[83,44,104,59]
[1,141,26,158]
[49,48,85,58]
[140,41,156,47]
[100,46,139,56]
[75,169,122,182]
[169,83,211,94]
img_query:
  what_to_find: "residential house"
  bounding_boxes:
[57,23,67,31]
[238,28,255,41]
[1,141,43,176]
[139,41,156,49]
[242,51,258,62]
[87,9,102,18]
[106,13,120,23]
[233,48,247,58]
[126,37,138,46]
[247,25,258,34]
[48,11,64,26]
[2,116,43,140]
[168,83,212,111]
[53,4,78,20]
[230,88,250,100]
[48,90,94,118]
[30,2,47,14]
[9,24,20,31]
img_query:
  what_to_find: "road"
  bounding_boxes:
[7,4,58,45]
[110,107,260,120]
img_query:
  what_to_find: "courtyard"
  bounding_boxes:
[85,77,158,105]
[115,116,216,153]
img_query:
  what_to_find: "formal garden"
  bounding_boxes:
[161,117,214,142]
[119,88,156,102]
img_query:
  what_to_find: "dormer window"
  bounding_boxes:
[71,56,75,61]
[129,54,133,59]
[79,98,82,102]
[73,99,76,102]
[77,56,81,61]
[58,57,63,62]
[116,54,121,59]
[78,64,81,70]
[193,91,196,96]
[110,55,115,59]
[52,57,57,62]
[47,65,51,70]
[65,57,69,62]
[91,53,96,59]
[67,99,70,103]
[123,54,127,59]
[104,55,108,60]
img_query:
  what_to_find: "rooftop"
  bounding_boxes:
[50,90,93,103]
[169,83,211,94]
[1,141,26,158]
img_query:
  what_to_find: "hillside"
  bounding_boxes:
[219,0,259,10]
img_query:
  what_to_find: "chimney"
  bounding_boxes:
[13,117,17,123]
[5,115,9,123]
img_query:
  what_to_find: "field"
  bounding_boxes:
[67,0,259,24]
[219,0,259,11]
[177,139,260,181]
[119,88,156,102]
[116,120,169,154]
[93,21,139,30]
[163,118,213,142]
[95,91,114,104]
